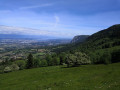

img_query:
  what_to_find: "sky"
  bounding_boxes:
[0,0,120,38]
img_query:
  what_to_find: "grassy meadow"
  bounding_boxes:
[0,63,120,90]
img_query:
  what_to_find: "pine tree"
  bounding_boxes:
[26,53,34,69]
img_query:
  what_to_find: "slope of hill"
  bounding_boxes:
[71,35,89,43]
[88,24,120,41]
[74,24,120,64]
[53,24,120,64]
[0,63,120,90]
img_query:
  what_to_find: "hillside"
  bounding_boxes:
[71,35,89,43]
[53,24,120,64]
[73,24,120,64]
[0,63,120,90]
[88,24,120,41]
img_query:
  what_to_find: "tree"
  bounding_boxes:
[102,51,111,64]
[15,60,26,70]
[53,57,60,65]
[46,54,52,66]
[66,52,91,67]
[59,53,66,65]
[33,58,41,68]
[40,60,48,67]
[26,53,34,69]
[66,54,77,67]
[4,66,12,73]
[11,64,19,71]
[111,50,120,63]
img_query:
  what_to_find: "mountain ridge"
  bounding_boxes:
[71,35,89,43]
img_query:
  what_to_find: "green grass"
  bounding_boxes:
[0,63,120,90]
[34,52,45,57]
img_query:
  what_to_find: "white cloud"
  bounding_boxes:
[54,15,60,28]
[0,25,50,35]
[19,3,54,10]
[0,25,74,38]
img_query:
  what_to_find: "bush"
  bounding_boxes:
[34,58,41,67]
[53,57,60,65]
[15,60,26,70]
[100,51,111,65]
[11,64,19,71]
[4,66,12,73]
[0,65,5,74]
[40,60,48,67]
[66,52,91,67]
[59,52,66,64]
[74,52,91,65]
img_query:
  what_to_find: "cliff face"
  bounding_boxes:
[71,35,89,43]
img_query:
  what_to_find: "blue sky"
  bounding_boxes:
[0,0,120,38]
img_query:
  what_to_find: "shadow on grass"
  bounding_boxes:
[61,65,81,68]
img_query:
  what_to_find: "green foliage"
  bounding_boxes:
[45,54,61,66]
[46,54,53,66]
[33,58,41,68]
[40,60,48,67]
[15,60,26,70]
[1,59,12,66]
[10,64,19,71]
[59,52,66,64]
[0,65,4,74]
[66,54,76,67]
[101,51,112,64]
[66,52,91,67]
[26,53,34,69]
[52,57,60,65]
[4,66,12,73]
[111,49,120,63]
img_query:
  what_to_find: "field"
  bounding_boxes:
[0,63,120,90]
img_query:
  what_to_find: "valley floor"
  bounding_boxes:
[0,63,120,90]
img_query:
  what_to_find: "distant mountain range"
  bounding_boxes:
[0,34,58,40]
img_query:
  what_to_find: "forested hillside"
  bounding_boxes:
[54,24,120,64]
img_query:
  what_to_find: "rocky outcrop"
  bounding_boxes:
[71,35,89,43]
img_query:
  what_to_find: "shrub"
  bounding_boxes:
[66,52,91,67]
[4,66,12,73]
[15,60,26,70]
[53,57,60,65]
[40,60,48,67]
[33,58,41,67]
[0,65,5,74]
[100,51,111,65]
[11,64,19,71]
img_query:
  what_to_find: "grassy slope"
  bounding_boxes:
[0,63,120,90]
